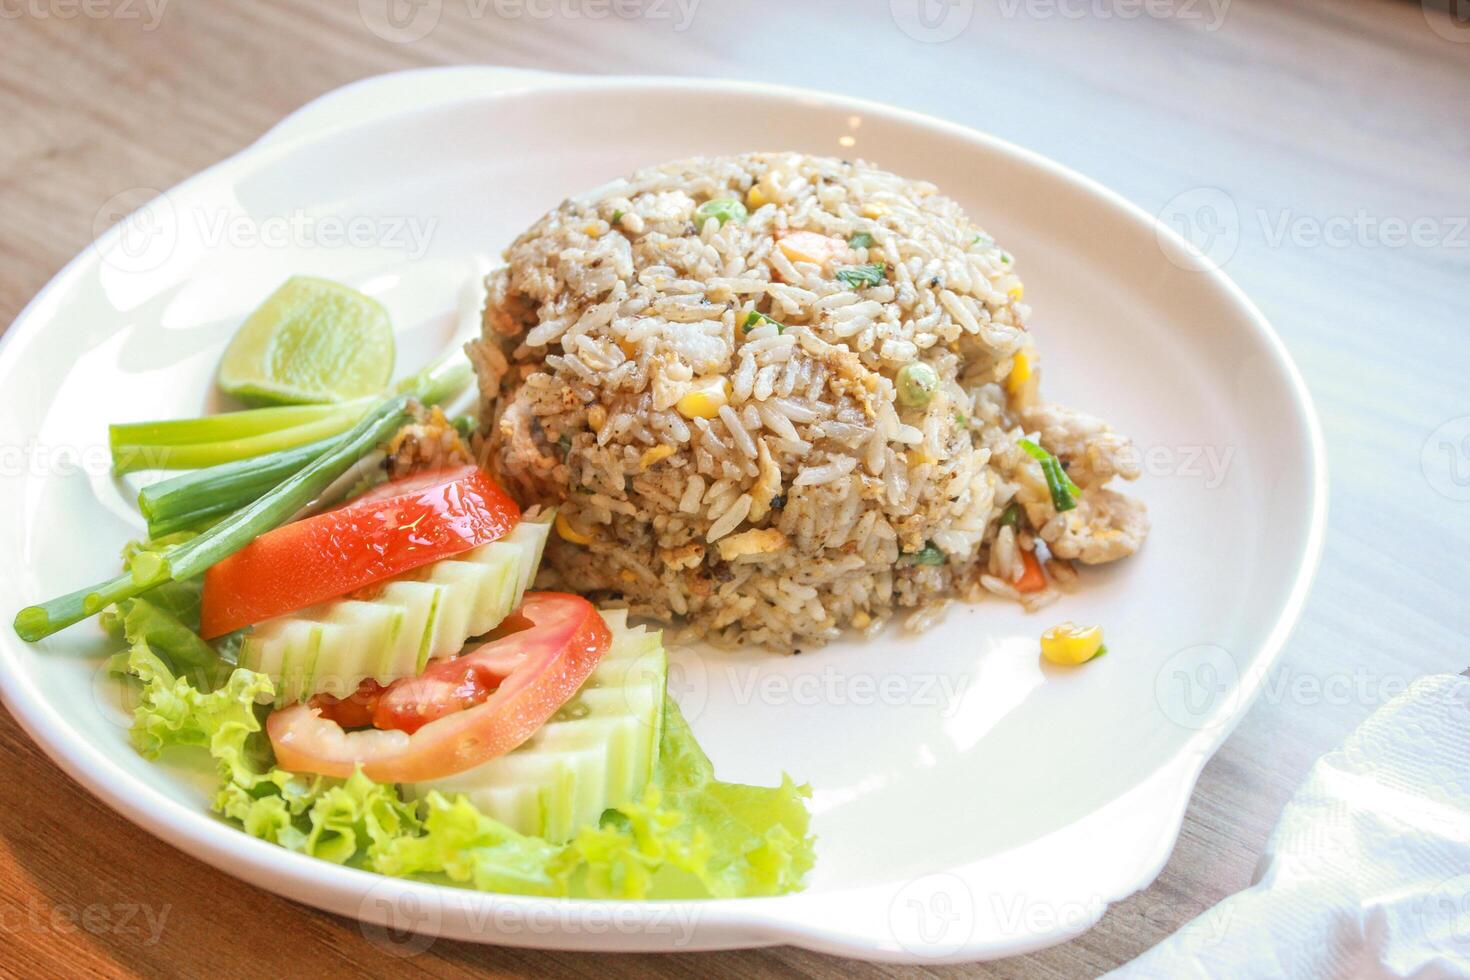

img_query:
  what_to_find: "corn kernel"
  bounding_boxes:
[587,404,607,432]
[583,222,603,238]
[746,184,770,210]
[1040,622,1104,666]
[638,445,675,471]
[676,378,730,420]
[555,511,593,545]
[1008,282,1025,302]
[1005,349,1033,395]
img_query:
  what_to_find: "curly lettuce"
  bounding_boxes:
[113,634,814,900]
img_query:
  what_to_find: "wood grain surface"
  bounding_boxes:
[1,1,1467,976]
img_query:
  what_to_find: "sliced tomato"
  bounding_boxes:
[199,466,519,639]
[267,593,611,783]
[311,612,537,734]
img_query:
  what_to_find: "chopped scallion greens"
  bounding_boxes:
[742,310,786,334]
[847,232,873,249]
[1017,438,1080,512]
[998,502,1020,528]
[835,263,887,289]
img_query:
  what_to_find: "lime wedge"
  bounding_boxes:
[217,276,395,405]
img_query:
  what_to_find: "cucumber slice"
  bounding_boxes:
[238,513,552,704]
[377,580,444,678]
[405,610,668,843]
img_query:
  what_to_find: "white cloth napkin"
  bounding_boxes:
[1112,674,1470,979]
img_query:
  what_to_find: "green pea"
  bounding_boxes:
[896,362,940,409]
[903,543,946,566]
[695,198,748,227]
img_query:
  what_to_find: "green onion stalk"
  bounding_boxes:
[133,351,474,537]
[108,348,473,474]
[1016,438,1080,513]
[14,397,415,642]
[109,400,372,474]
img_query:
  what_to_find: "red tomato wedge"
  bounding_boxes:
[310,611,542,734]
[267,593,611,783]
[199,466,519,639]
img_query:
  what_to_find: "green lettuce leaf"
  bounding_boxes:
[114,644,814,899]
[104,597,220,676]
[604,698,815,899]
[373,699,815,899]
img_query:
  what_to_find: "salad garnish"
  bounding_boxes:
[13,275,814,901]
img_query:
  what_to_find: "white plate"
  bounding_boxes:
[0,68,1325,963]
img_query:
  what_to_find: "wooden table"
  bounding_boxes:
[2,1,1466,975]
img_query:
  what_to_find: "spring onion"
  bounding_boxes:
[835,263,887,289]
[1017,438,1080,513]
[111,408,367,474]
[110,349,471,475]
[138,438,336,538]
[109,400,370,451]
[847,232,873,249]
[742,311,786,334]
[14,398,414,642]
[998,502,1020,528]
[129,351,474,535]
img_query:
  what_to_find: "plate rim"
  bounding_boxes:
[0,67,1328,963]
